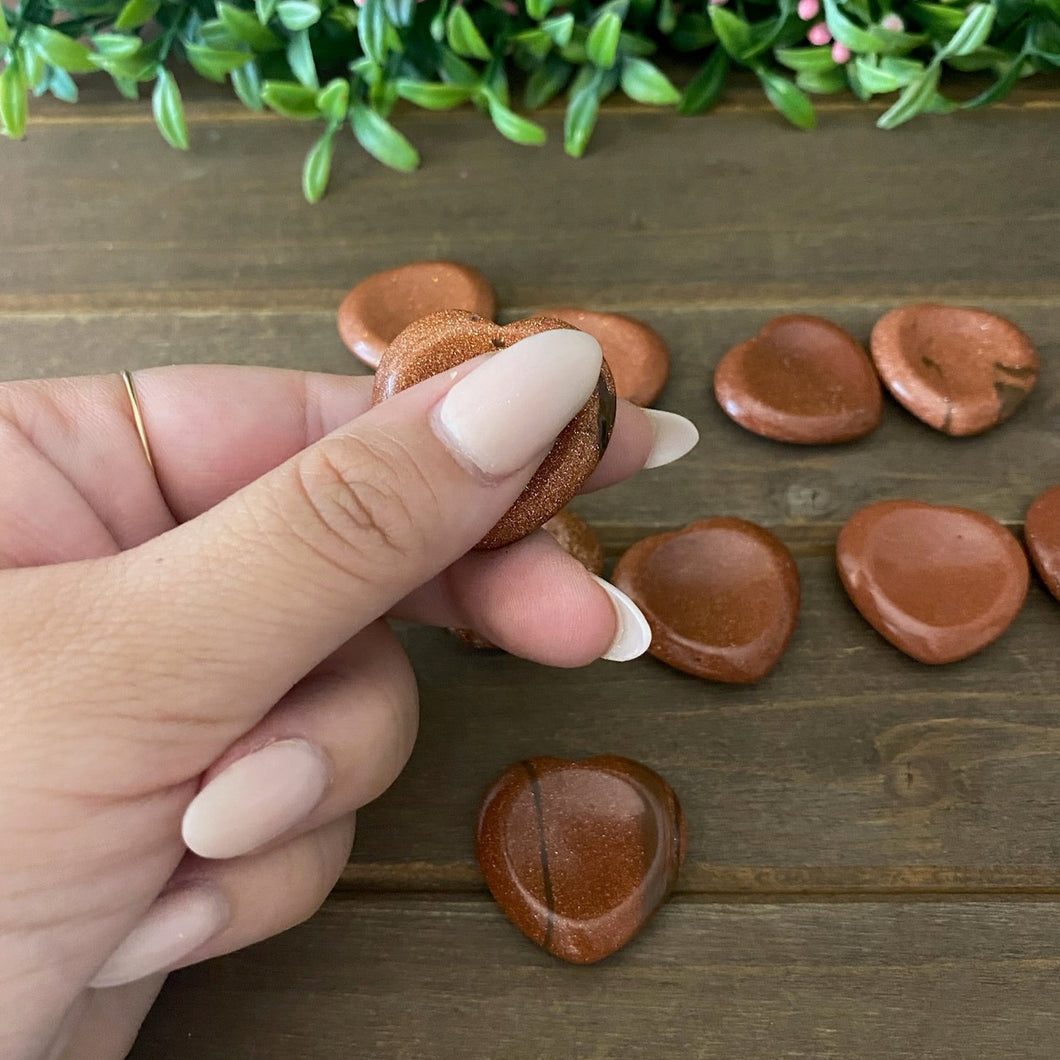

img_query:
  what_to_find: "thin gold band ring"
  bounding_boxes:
[121,370,156,473]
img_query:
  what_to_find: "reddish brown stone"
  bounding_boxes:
[713,315,882,444]
[451,510,604,648]
[373,310,616,550]
[337,260,495,369]
[476,755,686,965]
[611,518,800,683]
[540,308,670,407]
[870,304,1039,436]
[1026,485,1060,604]
[837,500,1029,664]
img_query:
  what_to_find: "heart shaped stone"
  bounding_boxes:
[451,509,604,648]
[713,315,882,444]
[870,304,1039,436]
[476,755,686,965]
[837,500,1029,664]
[1026,485,1060,604]
[373,310,616,550]
[611,518,800,683]
[337,260,495,369]
[539,307,670,407]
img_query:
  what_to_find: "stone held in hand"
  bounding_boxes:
[476,755,687,965]
[869,303,1039,436]
[837,500,1030,664]
[337,260,496,369]
[539,307,670,408]
[373,309,616,549]
[611,517,801,683]
[1026,485,1060,604]
[451,509,605,649]
[713,314,883,445]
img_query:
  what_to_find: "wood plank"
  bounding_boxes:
[132,896,1060,1058]
[2,100,1058,309]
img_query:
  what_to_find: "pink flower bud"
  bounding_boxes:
[709,0,727,6]
[881,13,905,32]
[831,41,851,63]
[806,21,832,45]
[797,0,819,20]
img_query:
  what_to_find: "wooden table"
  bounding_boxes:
[4,77,1060,1058]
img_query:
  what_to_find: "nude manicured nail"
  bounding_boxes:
[182,739,329,860]
[90,886,229,989]
[642,409,699,469]
[434,329,603,478]
[591,575,653,662]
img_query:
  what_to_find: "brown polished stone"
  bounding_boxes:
[540,308,670,407]
[837,500,1029,664]
[1026,485,1060,604]
[451,510,605,648]
[611,518,800,683]
[373,309,616,549]
[476,755,686,965]
[870,304,1039,436]
[337,260,496,369]
[713,315,882,444]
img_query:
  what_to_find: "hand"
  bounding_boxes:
[0,331,697,1059]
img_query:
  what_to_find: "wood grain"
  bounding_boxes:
[133,896,1060,1059]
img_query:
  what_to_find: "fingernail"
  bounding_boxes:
[642,409,699,469]
[90,886,229,988]
[434,329,603,478]
[590,575,653,662]
[182,739,329,860]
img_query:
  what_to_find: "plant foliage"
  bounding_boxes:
[1,0,1057,199]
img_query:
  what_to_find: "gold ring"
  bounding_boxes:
[121,370,155,473]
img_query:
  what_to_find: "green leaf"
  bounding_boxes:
[358,0,389,65]
[619,56,679,105]
[0,8,11,45]
[261,78,320,117]
[962,54,1027,109]
[755,66,816,129]
[446,6,490,61]
[586,10,622,69]
[526,0,554,18]
[286,28,318,88]
[302,127,334,202]
[564,71,602,157]
[316,76,348,120]
[230,59,263,110]
[438,47,480,86]
[350,99,419,170]
[876,60,941,128]
[384,0,415,28]
[152,68,188,149]
[113,76,139,99]
[540,13,574,47]
[48,65,79,101]
[255,0,278,24]
[708,5,753,60]
[795,65,848,93]
[92,33,142,58]
[32,26,97,73]
[486,94,546,144]
[936,3,995,60]
[394,78,474,109]
[0,57,27,139]
[185,42,250,82]
[114,0,159,31]
[775,45,836,73]
[276,0,320,31]
[23,41,45,89]
[678,47,728,115]
[822,0,887,52]
[853,55,905,93]
[910,3,966,34]
[671,12,716,51]
[524,54,571,109]
[217,2,281,50]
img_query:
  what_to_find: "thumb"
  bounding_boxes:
[116,328,606,725]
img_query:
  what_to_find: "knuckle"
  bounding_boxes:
[287,433,438,581]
